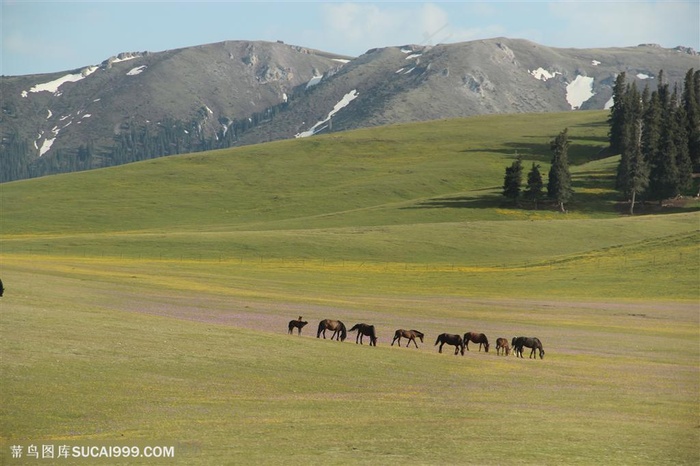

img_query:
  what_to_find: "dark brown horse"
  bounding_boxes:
[391,329,424,348]
[288,316,308,335]
[435,333,465,355]
[512,336,545,359]
[349,323,378,346]
[317,319,347,341]
[495,337,510,356]
[464,332,490,352]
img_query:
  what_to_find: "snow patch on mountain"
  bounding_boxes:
[306,75,323,89]
[529,67,560,81]
[566,75,595,109]
[21,66,98,97]
[295,89,359,138]
[127,65,147,76]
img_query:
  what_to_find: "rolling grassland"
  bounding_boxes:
[1,111,698,464]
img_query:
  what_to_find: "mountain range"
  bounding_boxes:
[1,37,697,182]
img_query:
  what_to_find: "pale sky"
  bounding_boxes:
[2,1,698,76]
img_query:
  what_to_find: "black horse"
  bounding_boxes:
[512,336,545,359]
[317,319,347,342]
[288,316,308,335]
[349,323,378,346]
[435,333,465,355]
[391,329,424,348]
[0,278,4,297]
[464,332,490,352]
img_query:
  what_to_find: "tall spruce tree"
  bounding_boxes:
[524,162,544,210]
[616,82,649,213]
[682,68,700,171]
[502,156,523,205]
[547,128,573,212]
[648,83,681,202]
[672,87,693,193]
[615,82,637,194]
[608,72,628,154]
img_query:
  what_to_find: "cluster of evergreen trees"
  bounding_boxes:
[610,68,699,213]
[503,68,699,214]
[502,128,573,212]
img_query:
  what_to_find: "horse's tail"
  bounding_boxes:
[316,320,325,338]
[339,322,347,342]
[434,334,442,345]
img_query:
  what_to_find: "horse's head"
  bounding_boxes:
[539,349,545,359]
[484,343,490,352]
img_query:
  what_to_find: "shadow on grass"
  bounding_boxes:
[402,194,503,210]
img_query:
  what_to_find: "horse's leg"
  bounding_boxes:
[410,337,418,348]
[438,342,444,353]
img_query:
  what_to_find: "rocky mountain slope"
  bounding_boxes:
[1,38,696,181]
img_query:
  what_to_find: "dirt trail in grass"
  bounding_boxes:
[107,286,698,337]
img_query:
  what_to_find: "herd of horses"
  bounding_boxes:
[288,317,545,359]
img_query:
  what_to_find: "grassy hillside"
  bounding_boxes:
[1,110,698,464]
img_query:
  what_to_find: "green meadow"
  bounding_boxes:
[1,110,698,464]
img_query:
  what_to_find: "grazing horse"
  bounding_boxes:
[391,329,424,348]
[288,316,308,335]
[0,278,4,297]
[434,333,465,355]
[495,337,510,356]
[317,319,347,342]
[349,323,378,346]
[512,336,545,359]
[464,332,490,352]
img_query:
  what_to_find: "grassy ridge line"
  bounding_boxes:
[1,111,610,235]
[2,212,697,266]
[2,224,697,302]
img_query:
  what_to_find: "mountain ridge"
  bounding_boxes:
[1,37,697,182]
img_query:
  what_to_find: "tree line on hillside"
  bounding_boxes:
[503,68,699,214]
[0,85,304,183]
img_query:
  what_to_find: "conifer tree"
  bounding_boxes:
[608,72,628,154]
[616,82,647,209]
[682,68,700,171]
[648,85,681,202]
[547,128,573,212]
[672,89,693,193]
[502,155,523,205]
[642,90,662,167]
[524,162,544,210]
